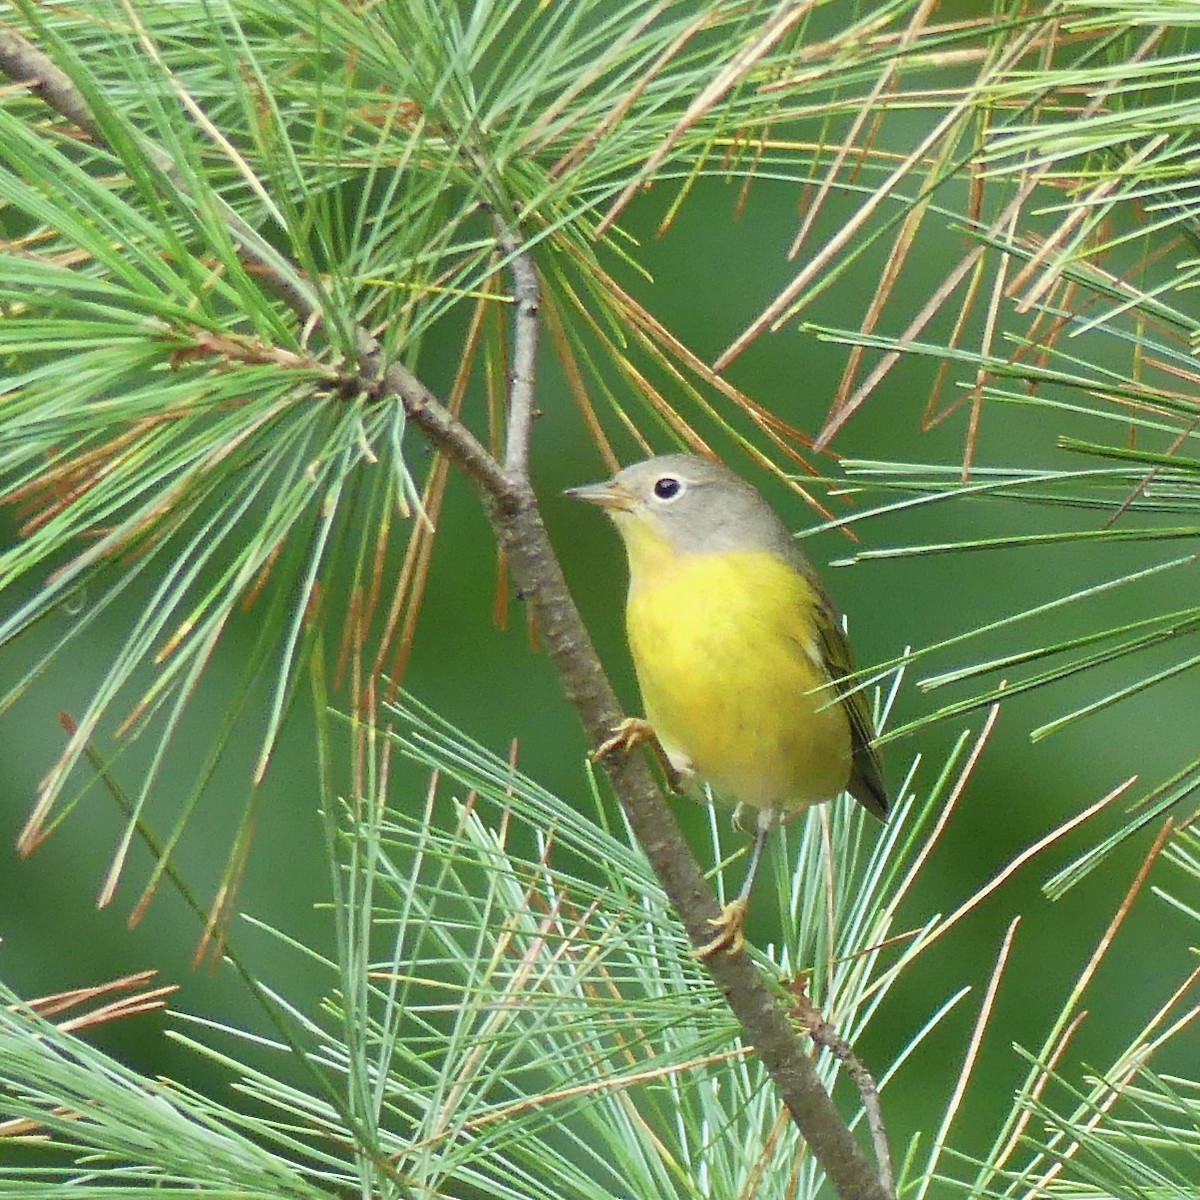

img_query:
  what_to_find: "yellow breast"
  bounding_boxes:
[622,533,851,814]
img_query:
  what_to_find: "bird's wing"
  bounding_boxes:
[810,582,889,821]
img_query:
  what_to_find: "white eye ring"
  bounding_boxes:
[652,475,684,502]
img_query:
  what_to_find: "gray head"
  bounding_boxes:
[565,453,798,559]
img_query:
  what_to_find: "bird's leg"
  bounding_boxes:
[697,807,773,958]
[592,718,687,793]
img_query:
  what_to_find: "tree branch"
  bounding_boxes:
[0,28,893,1200]
[494,210,541,479]
[791,978,895,1196]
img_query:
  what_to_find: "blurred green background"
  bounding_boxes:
[2,171,1196,1179]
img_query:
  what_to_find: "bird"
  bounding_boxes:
[566,453,887,956]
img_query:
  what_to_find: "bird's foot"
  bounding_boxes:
[592,719,687,793]
[592,717,657,761]
[695,898,749,958]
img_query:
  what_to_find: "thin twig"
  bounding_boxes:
[494,209,541,478]
[790,979,895,1197]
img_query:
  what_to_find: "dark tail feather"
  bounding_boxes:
[849,745,888,820]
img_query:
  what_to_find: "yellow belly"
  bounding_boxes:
[625,548,851,814]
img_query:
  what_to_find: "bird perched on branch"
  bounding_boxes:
[567,453,887,956]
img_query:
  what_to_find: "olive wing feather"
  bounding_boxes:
[786,546,888,820]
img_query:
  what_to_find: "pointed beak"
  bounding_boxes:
[563,479,637,512]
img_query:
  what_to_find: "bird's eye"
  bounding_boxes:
[652,475,683,501]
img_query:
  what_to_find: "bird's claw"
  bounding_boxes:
[695,898,749,958]
[593,719,689,794]
[592,717,657,762]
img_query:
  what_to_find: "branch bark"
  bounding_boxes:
[0,26,893,1200]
